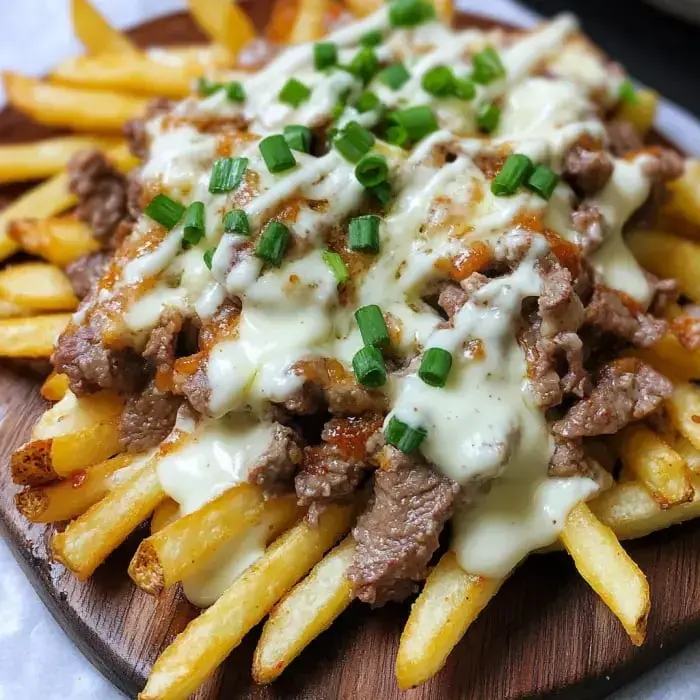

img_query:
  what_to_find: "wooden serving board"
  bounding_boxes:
[2,5,700,699]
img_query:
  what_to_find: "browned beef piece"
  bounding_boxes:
[437,273,488,319]
[633,149,685,227]
[279,381,324,415]
[173,363,210,415]
[64,251,110,300]
[126,169,143,221]
[571,203,606,253]
[123,97,174,159]
[143,310,182,376]
[548,436,598,480]
[119,380,182,452]
[326,380,387,416]
[606,120,643,157]
[248,424,303,492]
[53,317,147,396]
[67,149,130,242]
[670,305,700,350]
[646,272,679,317]
[552,358,672,438]
[584,285,666,348]
[564,145,613,195]
[347,446,460,605]
[537,257,584,337]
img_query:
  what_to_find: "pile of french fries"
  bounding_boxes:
[4,1,700,698]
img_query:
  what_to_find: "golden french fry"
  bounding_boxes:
[663,158,700,230]
[52,459,164,580]
[288,0,329,43]
[40,372,71,402]
[666,383,700,452]
[616,88,657,136]
[671,436,700,474]
[560,502,650,646]
[187,0,256,56]
[617,424,694,507]
[343,0,382,16]
[0,262,78,312]
[145,44,234,70]
[591,475,700,540]
[151,499,180,535]
[627,229,700,303]
[2,72,149,132]
[0,298,30,318]
[396,551,504,690]
[633,332,700,382]
[253,536,356,684]
[0,135,121,184]
[0,314,70,359]
[140,504,353,700]
[71,0,138,55]
[8,216,99,267]
[15,453,142,523]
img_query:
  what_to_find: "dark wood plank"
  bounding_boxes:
[1,5,700,700]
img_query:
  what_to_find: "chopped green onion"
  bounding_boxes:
[256,221,290,267]
[182,201,205,247]
[314,42,338,70]
[389,0,436,28]
[471,46,505,85]
[349,215,380,253]
[197,77,222,96]
[259,134,297,173]
[355,304,390,348]
[355,154,388,188]
[384,416,427,454]
[491,154,534,197]
[421,65,455,97]
[618,79,638,105]
[322,249,350,284]
[347,46,379,84]
[418,347,453,387]
[392,105,438,142]
[360,29,383,47]
[386,124,409,147]
[223,209,249,235]
[279,78,311,107]
[352,345,386,387]
[379,62,411,90]
[454,77,476,101]
[476,102,500,133]
[208,157,248,194]
[283,124,313,153]
[225,81,245,102]
[334,121,375,163]
[369,181,392,204]
[203,247,216,270]
[356,91,381,114]
[527,165,559,201]
[144,194,185,230]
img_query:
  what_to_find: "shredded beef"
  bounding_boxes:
[347,446,460,605]
[124,97,174,159]
[537,257,584,337]
[584,285,666,348]
[564,145,613,195]
[174,364,210,415]
[571,203,607,253]
[67,149,130,242]
[64,251,110,300]
[437,274,488,319]
[248,424,303,493]
[143,310,182,376]
[606,120,643,157]
[119,380,182,452]
[553,358,672,438]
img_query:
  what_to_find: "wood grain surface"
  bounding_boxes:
[2,5,700,700]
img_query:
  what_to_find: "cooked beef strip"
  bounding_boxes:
[436,273,488,319]
[571,203,607,253]
[64,250,110,300]
[670,306,700,350]
[633,149,685,227]
[67,149,131,242]
[143,309,182,377]
[123,97,174,160]
[564,145,613,196]
[120,380,182,452]
[248,423,303,493]
[347,445,460,606]
[606,120,643,157]
[173,363,210,415]
[548,435,607,483]
[552,358,673,438]
[645,272,679,317]
[537,257,585,337]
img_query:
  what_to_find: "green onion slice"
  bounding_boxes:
[384,416,427,454]
[283,124,313,153]
[349,215,380,253]
[355,304,390,348]
[256,221,290,267]
[392,105,438,142]
[279,78,312,107]
[369,181,392,204]
[360,29,383,47]
[225,81,245,102]
[144,194,185,230]
[203,247,216,270]
[209,157,248,194]
[421,65,455,97]
[223,209,249,235]
[322,249,350,284]
[197,77,223,96]
[314,42,338,70]
[527,165,559,201]
[418,347,453,387]
[389,0,436,28]
[352,346,387,387]
[356,91,381,114]
[334,121,375,163]
[182,201,205,247]
[618,79,638,105]
[347,46,379,85]
[476,102,500,133]
[379,63,411,90]
[471,46,505,85]
[259,134,297,174]
[454,77,476,101]
[491,154,534,197]
[355,154,389,188]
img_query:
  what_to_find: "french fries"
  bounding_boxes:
[633,332,700,382]
[0,314,70,360]
[665,382,700,452]
[187,0,256,56]
[8,216,99,266]
[663,158,700,230]
[140,504,354,700]
[396,551,504,690]
[2,72,149,132]
[617,424,694,507]
[288,0,329,43]
[71,0,138,55]
[0,135,121,184]
[0,298,30,318]
[52,458,165,580]
[0,262,78,312]
[151,499,180,535]
[560,502,650,646]
[253,536,356,683]
[343,0,382,16]
[616,88,658,136]
[15,453,142,523]
[40,372,70,402]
